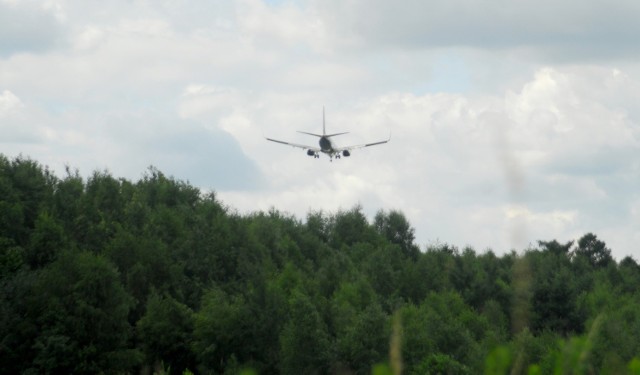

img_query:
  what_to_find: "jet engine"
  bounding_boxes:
[307,150,315,156]
[342,150,351,157]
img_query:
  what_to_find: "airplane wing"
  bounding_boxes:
[265,137,321,152]
[334,134,391,152]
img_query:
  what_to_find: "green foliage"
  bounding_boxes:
[335,301,387,374]
[329,205,379,248]
[372,363,394,375]
[137,293,195,373]
[629,358,640,375]
[279,289,332,375]
[193,288,254,373]
[2,154,640,374]
[399,291,493,373]
[30,251,140,373]
[374,209,419,259]
[413,352,470,374]
[538,239,573,256]
[52,167,84,237]
[484,346,511,375]
[0,155,56,246]
[0,236,24,276]
[365,245,405,304]
[0,269,39,373]
[573,233,613,268]
[26,211,66,268]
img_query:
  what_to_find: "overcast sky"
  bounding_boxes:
[1,0,639,259]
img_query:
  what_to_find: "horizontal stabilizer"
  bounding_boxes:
[297,131,349,138]
[297,131,323,137]
[324,132,349,138]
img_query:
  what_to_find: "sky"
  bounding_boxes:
[1,0,639,259]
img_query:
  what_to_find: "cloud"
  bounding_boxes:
[0,89,23,113]
[0,0,65,56]
[315,0,640,60]
[80,112,266,191]
[0,98,264,191]
[216,65,639,258]
[0,90,49,143]
[0,0,638,260]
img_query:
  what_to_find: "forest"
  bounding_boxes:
[1,154,640,374]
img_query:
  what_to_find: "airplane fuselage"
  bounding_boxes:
[318,137,349,160]
[319,136,333,153]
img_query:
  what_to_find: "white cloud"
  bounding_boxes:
[0,0,639,259]
[179,84,245,120]
[216,66,639,257]
[238,0,326,47]
[0,0,65,56]
[0,89,23,113]
[0,90,49,144]
[314,0,640,60]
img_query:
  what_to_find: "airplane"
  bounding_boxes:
[265,107,390,161]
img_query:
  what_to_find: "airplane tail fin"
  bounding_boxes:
[297,107,348,137]
[322,106,348,137]
[323,106,326,136]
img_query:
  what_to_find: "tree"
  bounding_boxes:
[7,152,640,374]
[136,167,200,209]
[0,236,24,277]
[0,269,39,373]
[335,303,387,374]
[28,251,140,373]
[618,256,640,294]
[244,276,291,374]
[529,251,583,335]
[364,245,405,308]
[538,239,573,256]
[400,292,490,373]
[193,288,254,373]
[105,230,179,320]
[52,167,85,242]
[0,156,56,246]
[374,209,419,260]
[80,170,125,252]
[246,210,305,271]
[0,158,24,244]
[590,298,640,373]
[137,293,195,374]
[573,233,613,268]
[26,212,66,269]
[400,244,457,303]
[316,250,357,298]
[279,289,332,375]
[306,210,329,243]
[330,277,377,337]
[328,205,378,248]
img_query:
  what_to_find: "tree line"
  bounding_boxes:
[1,154,639,374]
